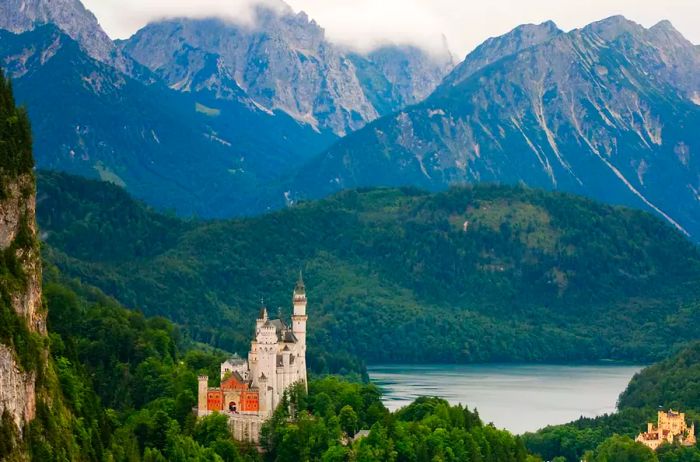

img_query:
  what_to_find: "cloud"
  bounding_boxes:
[83,0,700,57]
[85,0,290,39]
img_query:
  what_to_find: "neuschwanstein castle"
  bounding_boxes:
[196,274,308,442]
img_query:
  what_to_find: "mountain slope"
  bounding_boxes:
[0,25,335,217]
[618,341,700,411]
[288,17,700,240]
[0,69,90,462]
[348,43,454,115]
[37,170,700,366]
[0,0,130,72]
[120,5,454,136]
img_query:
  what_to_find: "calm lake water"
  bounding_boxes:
[368,363,641,434]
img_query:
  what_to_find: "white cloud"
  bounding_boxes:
[83,0,700,57]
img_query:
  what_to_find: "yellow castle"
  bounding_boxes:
[636,409,696,450]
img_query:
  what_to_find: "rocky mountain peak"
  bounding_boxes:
[582,15,646,41]
[121,3,454,136]
[0,0,129,72]
[293,16,700,240]
[441,20,562,88]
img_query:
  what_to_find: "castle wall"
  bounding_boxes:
[229,414,263,442]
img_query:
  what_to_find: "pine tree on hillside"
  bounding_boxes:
[0,69,33,184]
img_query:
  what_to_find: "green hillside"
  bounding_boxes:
[618,341,700,411]
[525,341,700,462]
[37,171,700,368]
[29,267,533,461]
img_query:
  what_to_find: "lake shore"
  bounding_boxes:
[368,363,643,434]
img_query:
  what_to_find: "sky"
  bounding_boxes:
[81,0,700,58]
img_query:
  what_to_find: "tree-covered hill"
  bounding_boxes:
[618,341,700,411]
[37,170,700,367]
[524,341,700,462]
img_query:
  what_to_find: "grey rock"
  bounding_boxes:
[0,0,130,72]
[120,3,454,135]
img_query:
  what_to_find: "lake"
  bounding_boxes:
[368,363,642,434]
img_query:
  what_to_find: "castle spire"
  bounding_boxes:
[295,269,305,294]
[258,297,268,320]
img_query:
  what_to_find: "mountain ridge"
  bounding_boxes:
[285,15,700,240]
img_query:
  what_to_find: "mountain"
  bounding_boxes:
[119,4,454,136]
[0,0,131,72]
[38,170,700,366]
[348,42,454,115]
[0,25,335,217]
[287,17,700,241]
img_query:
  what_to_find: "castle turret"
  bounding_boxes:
[291,271,308,386]
[256,304,268,331]
[197,375,208,415]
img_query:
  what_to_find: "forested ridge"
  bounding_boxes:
[524,342,700,462]
[37,170,700,369]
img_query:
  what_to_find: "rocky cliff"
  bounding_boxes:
[0,69,44,446]
[0,0,129,72]
[120,2,454,136]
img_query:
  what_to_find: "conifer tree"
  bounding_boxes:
[0,69,33,194]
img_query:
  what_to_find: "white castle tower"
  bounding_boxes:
[292,271,308,387]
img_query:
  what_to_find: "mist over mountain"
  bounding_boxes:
[119,5,454,136]
[287,16,700,240]
[0,0,455,215]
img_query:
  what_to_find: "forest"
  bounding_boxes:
[37,170,700,370]
[524,342,700,462]
[0,264,537,461]
[5,268,699,461]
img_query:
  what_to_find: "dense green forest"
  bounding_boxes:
[1,264,538,461]
[38,170,700,367]
[524,342,700,462]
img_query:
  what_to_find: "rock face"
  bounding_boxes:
[0,346,37,430]
[349,42,455,115]
[441,21,562,87]
[0,69,43,433]
[120,4,454,135]
[290,16,700,241]
[0,178,44,334]
[0,0,129,72]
